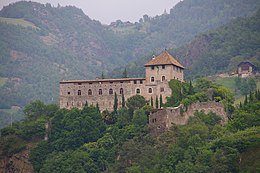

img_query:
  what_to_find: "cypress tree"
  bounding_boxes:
[113,92,118,113]
[188,80,194,95]
[150,96,153,107]
[239,101,242,108]
[160,94,163,108]
[249,91,253,102]
[255,90,258,100]
[122,68,128,78]
[156,96,159,109]
[122,93,125,107]
[244,95,248,105]
[101,72,105,79]
[96,102,100,112]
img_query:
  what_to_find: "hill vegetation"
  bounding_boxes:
[0,80,259,172]
[0,0,260,111]
[111,9,260,79]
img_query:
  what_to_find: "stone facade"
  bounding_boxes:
[149,101,227,135]
[60,51,184,111]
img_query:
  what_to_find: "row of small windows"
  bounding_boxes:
[151,65,165,70]
[133,80,143,84]
[135,87,164,94]
[70,88,124,96]
[150,76,166,82]
[71,87,164,96]
[151,65,182,73]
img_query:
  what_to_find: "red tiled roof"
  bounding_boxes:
[144,51,184,69]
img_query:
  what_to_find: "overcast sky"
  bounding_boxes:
[0,0,181,24]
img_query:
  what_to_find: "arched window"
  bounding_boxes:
[78,90,81,95]
[120,88,124,94]
[148,88,152,93]
[88,89,92,95]
[151,77,155,82]
[99,89,102,95]
[109,88,113,95]
[136,88,140,94]
[162,76,166,81]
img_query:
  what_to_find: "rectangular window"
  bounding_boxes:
[151,66,154,70]
[162,65,165,69]
[140,80,143,84]
[134,80,137,84]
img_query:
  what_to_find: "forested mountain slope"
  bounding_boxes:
[0,0,260,108]
[0,80,259,172]
[111,10,260,79]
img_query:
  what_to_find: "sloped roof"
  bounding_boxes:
[237,61,257,68]
[144,51,184,69]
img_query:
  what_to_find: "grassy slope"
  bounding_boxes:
[0,17,37,28]
[213,77,260,105]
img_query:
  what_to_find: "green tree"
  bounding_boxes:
[244,95,248,105]
[126,95,147,119]
[23,100,46,119]
[101,71,105,79]
[122,93,125,108]
[150,96,153,107]
[113,92,118,114]
[132,108,147,127]
[117,107,130,128]
[40,150,99,173]
[156,96,159,109]
[122,68,128,78]
[159,94,163,108]
[188,80,194,95]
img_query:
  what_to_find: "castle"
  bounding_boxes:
[59,51,184,111]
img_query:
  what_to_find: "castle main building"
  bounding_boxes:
[59,51,184,111]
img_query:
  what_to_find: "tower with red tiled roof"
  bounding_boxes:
[145,51,184,84]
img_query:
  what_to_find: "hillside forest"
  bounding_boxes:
[0,79,259,172]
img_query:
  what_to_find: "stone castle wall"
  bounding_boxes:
[149,101,227,135]
[60,52,184,112]
[60,78,172,111]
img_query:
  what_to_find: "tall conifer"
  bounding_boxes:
[150,96,154,107]
[122,93,125,107]
[160,94,163,108]
[113,92,118,113]
[156,96,159,109]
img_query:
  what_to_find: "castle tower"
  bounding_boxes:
[144,51,184,83]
